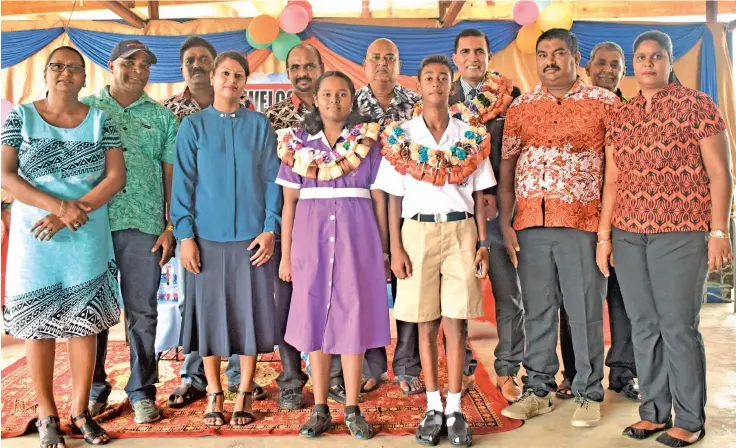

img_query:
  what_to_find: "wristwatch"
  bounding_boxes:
[710,229,730,239]
[476,239,491,250]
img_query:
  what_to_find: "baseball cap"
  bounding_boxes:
[109,40,158,64]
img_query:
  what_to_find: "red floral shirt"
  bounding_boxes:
[607,83,727,233]
[502,79,617,232]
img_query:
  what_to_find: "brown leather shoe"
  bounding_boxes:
[497,375,522,403]
[442,374,476,397]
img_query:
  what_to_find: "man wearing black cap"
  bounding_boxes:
[83,40,179,424]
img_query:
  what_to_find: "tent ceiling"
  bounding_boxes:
[3,0,736,23]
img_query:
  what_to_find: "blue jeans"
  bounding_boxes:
[90,230,161,404]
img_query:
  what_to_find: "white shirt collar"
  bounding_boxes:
[406,114,466,148]
[306,128,351,147]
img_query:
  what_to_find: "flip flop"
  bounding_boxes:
[395,375,425,396]
[556,377,574,400]
[360,376,383,394]
[168,383,207,409]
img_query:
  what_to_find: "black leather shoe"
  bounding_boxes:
[279,387,304,410]
[623,418,673,440]
[656,428,706,447]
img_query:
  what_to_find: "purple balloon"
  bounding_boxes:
[513,1,540,26]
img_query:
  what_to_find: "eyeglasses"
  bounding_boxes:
[47,62,85,74]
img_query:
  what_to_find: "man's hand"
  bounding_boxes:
[502,224,520,268]
[474,246,489,278]
[391,247,413,280]
[152,225,176,267]
[484,194,498,221]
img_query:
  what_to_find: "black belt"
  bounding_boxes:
[411,212,473,223]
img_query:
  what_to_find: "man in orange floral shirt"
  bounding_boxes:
[498,29,616,428]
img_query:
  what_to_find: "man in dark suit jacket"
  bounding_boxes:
[449,28,525,403]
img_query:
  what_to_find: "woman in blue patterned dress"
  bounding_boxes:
[1,46,126,448]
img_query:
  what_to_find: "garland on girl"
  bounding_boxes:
[278,122,380,181]
[412,71,515,127]
[381,121,490,186]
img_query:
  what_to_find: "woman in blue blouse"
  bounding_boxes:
[1,46,126,447]
[171,51,282,427]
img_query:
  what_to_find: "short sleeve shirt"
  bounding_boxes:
[607,83,727,233]
[372,116,495,218]
[83,87,178,235]
[502,79,616,232]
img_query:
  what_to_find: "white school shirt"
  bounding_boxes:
[372,115,496,219]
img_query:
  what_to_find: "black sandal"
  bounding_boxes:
[36,416,66,448]
[70,410,109,445]
[416,410,444,446]
[396,375,425,396]
[230,391,255,426]
[345,409,373,440]
[656,428,706,447]
[299,408,332,437]
[360,376,383,394]
[446,412,472,447]
[168,383,207,409]
[556,377,574,400]
[623,418,673,440]
[203,391,225,427]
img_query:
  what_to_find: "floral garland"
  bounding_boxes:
[278,122,380,181]
[381,121,490,186]
[413,71,515,126]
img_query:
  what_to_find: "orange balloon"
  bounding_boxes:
[516,23,542,54]
[248,14,280,45]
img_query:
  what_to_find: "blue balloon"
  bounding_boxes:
[536,0,552,8]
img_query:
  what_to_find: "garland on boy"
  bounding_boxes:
[381,71,514,186]
[278,122,380,181]
[412,71,515,126]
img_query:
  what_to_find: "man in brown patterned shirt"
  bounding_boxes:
[265,43,325,409]
[265,43,323,133]
[163,36,254,120]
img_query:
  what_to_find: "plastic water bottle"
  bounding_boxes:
[156,272,166,302]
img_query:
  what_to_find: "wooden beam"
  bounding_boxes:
[97,0,145,27]
[361,0,371,18]
[147,0,159,19]
[439,0,465,28]
[705,0,717,22]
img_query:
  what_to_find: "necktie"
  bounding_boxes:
[468,87,479,101]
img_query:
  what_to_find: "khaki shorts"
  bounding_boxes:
[393,217,484,323]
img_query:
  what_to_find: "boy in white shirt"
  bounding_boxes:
[373,54,493,446]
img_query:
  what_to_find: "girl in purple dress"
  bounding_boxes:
[276,71,390,439]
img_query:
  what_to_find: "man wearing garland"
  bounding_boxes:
[449,28,524,403]
[498,29,616,427]
[374,54,492,446]
[354,37,422,397]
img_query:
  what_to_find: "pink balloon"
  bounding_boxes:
[288,0,313,21]
[513,1,539,26]
[280,4,310,34]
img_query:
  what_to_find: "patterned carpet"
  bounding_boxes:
[1,340,522,439]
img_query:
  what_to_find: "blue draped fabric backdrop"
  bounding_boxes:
[67,28,254,83]
[0,21,719,102]
[0,27,64,68]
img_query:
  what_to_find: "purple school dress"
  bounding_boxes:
[276,128,390,355]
